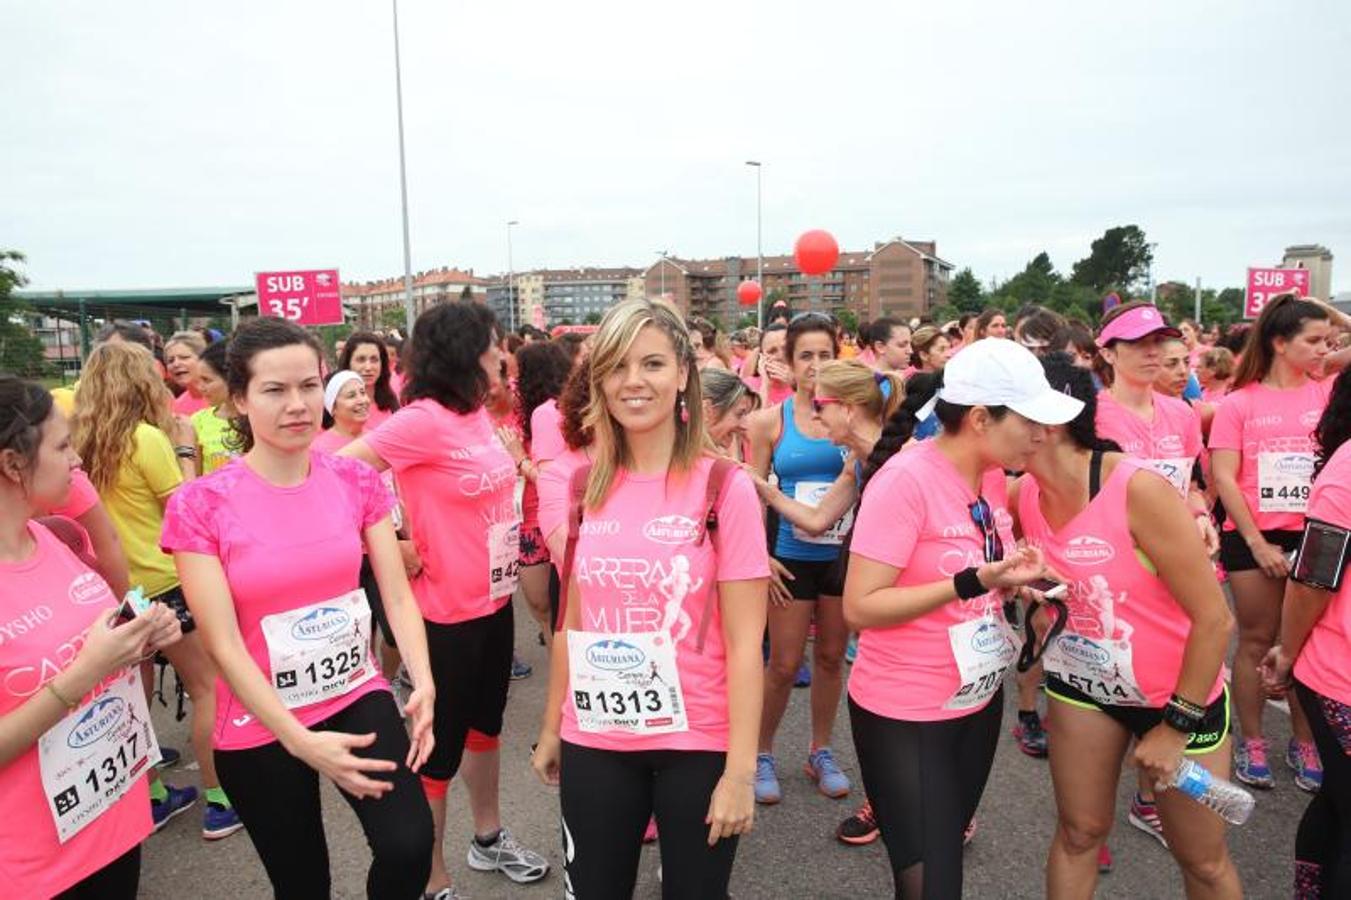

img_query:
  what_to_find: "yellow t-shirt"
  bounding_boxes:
[51,384,78,418]
[100,422,183,598]
[192,406,237,475]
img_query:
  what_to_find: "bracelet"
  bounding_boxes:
[1161,700,1204,734]
[1168,693,1207,718]
[954,567,986,600]
[46,681,78,712]
[174,446,196,459]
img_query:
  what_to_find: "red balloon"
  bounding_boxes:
[794,229,839,276]
[736,279,762,306]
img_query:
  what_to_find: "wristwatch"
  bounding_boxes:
[1160,701,1202,735]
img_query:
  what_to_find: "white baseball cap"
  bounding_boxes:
[916,338,1084,425]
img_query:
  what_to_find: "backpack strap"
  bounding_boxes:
[554,463,593,633]
[692,457,736,652]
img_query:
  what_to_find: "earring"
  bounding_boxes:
[678,392,689,424]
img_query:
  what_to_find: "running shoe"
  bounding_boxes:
[1127,792,1167,847]
[1098,843,1113,874]
[155,745,182,770]
[642,816,659,844]
[424,889,469,900]
[793,661,811,688]
[754,753,781,805]
[1286,739,1323,793]
[836,800,879,845]
[152,784,199,832]
[963,818,977,847]
[202,803,244,841]
[1011,712,1049,758]
[845,635,858,664]
[1233,737,1275,789]
[805,747,850,798]
[510,654,533,680]
[466,827,549,884]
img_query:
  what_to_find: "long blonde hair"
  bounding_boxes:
[815,360,904,422]
[73,342,175,491]
[583,298,705,507]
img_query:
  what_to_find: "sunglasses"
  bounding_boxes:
[967,496,1005,565]
[811,396,844,414]
[790,311,838,327]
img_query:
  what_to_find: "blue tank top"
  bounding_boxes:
[772,397,846,561]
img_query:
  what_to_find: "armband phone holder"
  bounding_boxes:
[1292,518,1350,592]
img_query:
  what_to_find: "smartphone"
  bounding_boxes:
[1293,518,1350,592]
[116,587,153,622]
[1027,578,1068,600]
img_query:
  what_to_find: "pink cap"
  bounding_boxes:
[1095,305,1181,347]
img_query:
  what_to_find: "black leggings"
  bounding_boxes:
[56,845,140,899]
[849,689,1004,900]
[1295,680,1351,899]
[559,741,738,900]
[215,691,434,900]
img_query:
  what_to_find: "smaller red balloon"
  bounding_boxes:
[794,229,840,276]
[736,279,762,306]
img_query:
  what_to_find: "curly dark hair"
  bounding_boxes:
[1039,352,1122,454]
[339,331,399,413]
[225,318,323,453]
[559,356,593,451]
[403,301,501,414]
[0,375,56,476]
[1314,368,1351,479]
[515,341,572,442]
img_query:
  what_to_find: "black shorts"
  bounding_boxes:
[776,557,842,601]
[151,586,195,635]
[1218,528,1301,573]
[1045,676,1231,754]
[421,601,514,781]
[358,556,395,649]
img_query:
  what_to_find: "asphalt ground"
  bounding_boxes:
[141,600,1309,899]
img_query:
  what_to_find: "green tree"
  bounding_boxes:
[1071,225,1153,293]
[583,312,602,325]
[0,251,50,377]
[992,252,1060,310]
[948,267,985,314]
[836,309,859,335]
[735,313,758,330]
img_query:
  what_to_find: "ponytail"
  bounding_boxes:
[860,371,940,494]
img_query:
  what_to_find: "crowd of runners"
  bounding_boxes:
[2,289,1351,899]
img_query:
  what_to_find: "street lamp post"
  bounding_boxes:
[391,0,416,332]
[655,249,669,300]
[745,160,763,328]
[507,219,519,332]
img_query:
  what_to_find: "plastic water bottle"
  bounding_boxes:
[1166,759,1255,825]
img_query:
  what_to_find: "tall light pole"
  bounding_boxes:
[506,220,519,332]
[745,160,763,328]
[391,0,416,332]
[655,249,669,299]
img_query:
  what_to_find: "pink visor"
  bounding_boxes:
[1095,305,1181,347]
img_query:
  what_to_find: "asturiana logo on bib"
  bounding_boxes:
[969,622,1008,654]
[1274,455,1315,477]
[67,695,125,749]
[291,607,350,641]
[585,639,646,671]
[1064,535,1115,565]
[1057,635,1111,667]
[642,515,700,545]
[68,572,108,606]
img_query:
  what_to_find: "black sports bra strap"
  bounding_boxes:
[1089,449,1105,502]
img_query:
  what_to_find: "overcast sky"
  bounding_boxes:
[6,1,1350,295]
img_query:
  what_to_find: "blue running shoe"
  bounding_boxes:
[1287,739,1323,793]
[155,745,182,770]
[1233,738,1274,789]
[203,803,244,841]
[845,635,858,664]
[805,747,850,799]
[510,654,533,680]
[793,662,811,688]
[754,752,781,805]
[152,784,199,832]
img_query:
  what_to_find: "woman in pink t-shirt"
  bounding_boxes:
[165,331,210,416]
[338,332,400,432]
[1261,369,1351,896]
[0,376,181,898]
[1014,356,1240,898]
[341,301,550,895]
[742,323,794,408]
[531,299,770,898]
[844,339,1080,898]
[162,319,437,899]
[1210,294,1337,791]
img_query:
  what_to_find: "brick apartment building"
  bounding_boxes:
[343,267,490,330]
[644,238,953,324]
[486,267,646,329]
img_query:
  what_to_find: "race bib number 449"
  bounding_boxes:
[567,631,688,736]
[1258,452,1315,513]
[40,670,161,843]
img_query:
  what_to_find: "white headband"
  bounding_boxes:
[324,370,364,414]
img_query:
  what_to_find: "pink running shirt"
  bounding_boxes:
[160,452,395,750]
[0,522,152,896]
[1208,379,1332,532]
[1095,390,1203,495]
[560,457,769,751]
[847,441,1017,721]
[1018,460,1225,708]
[52,468,100,520]
[311,427,358,455]
[1293,441,1351,705]
[364,399,520,624]
[171,390,208,416]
